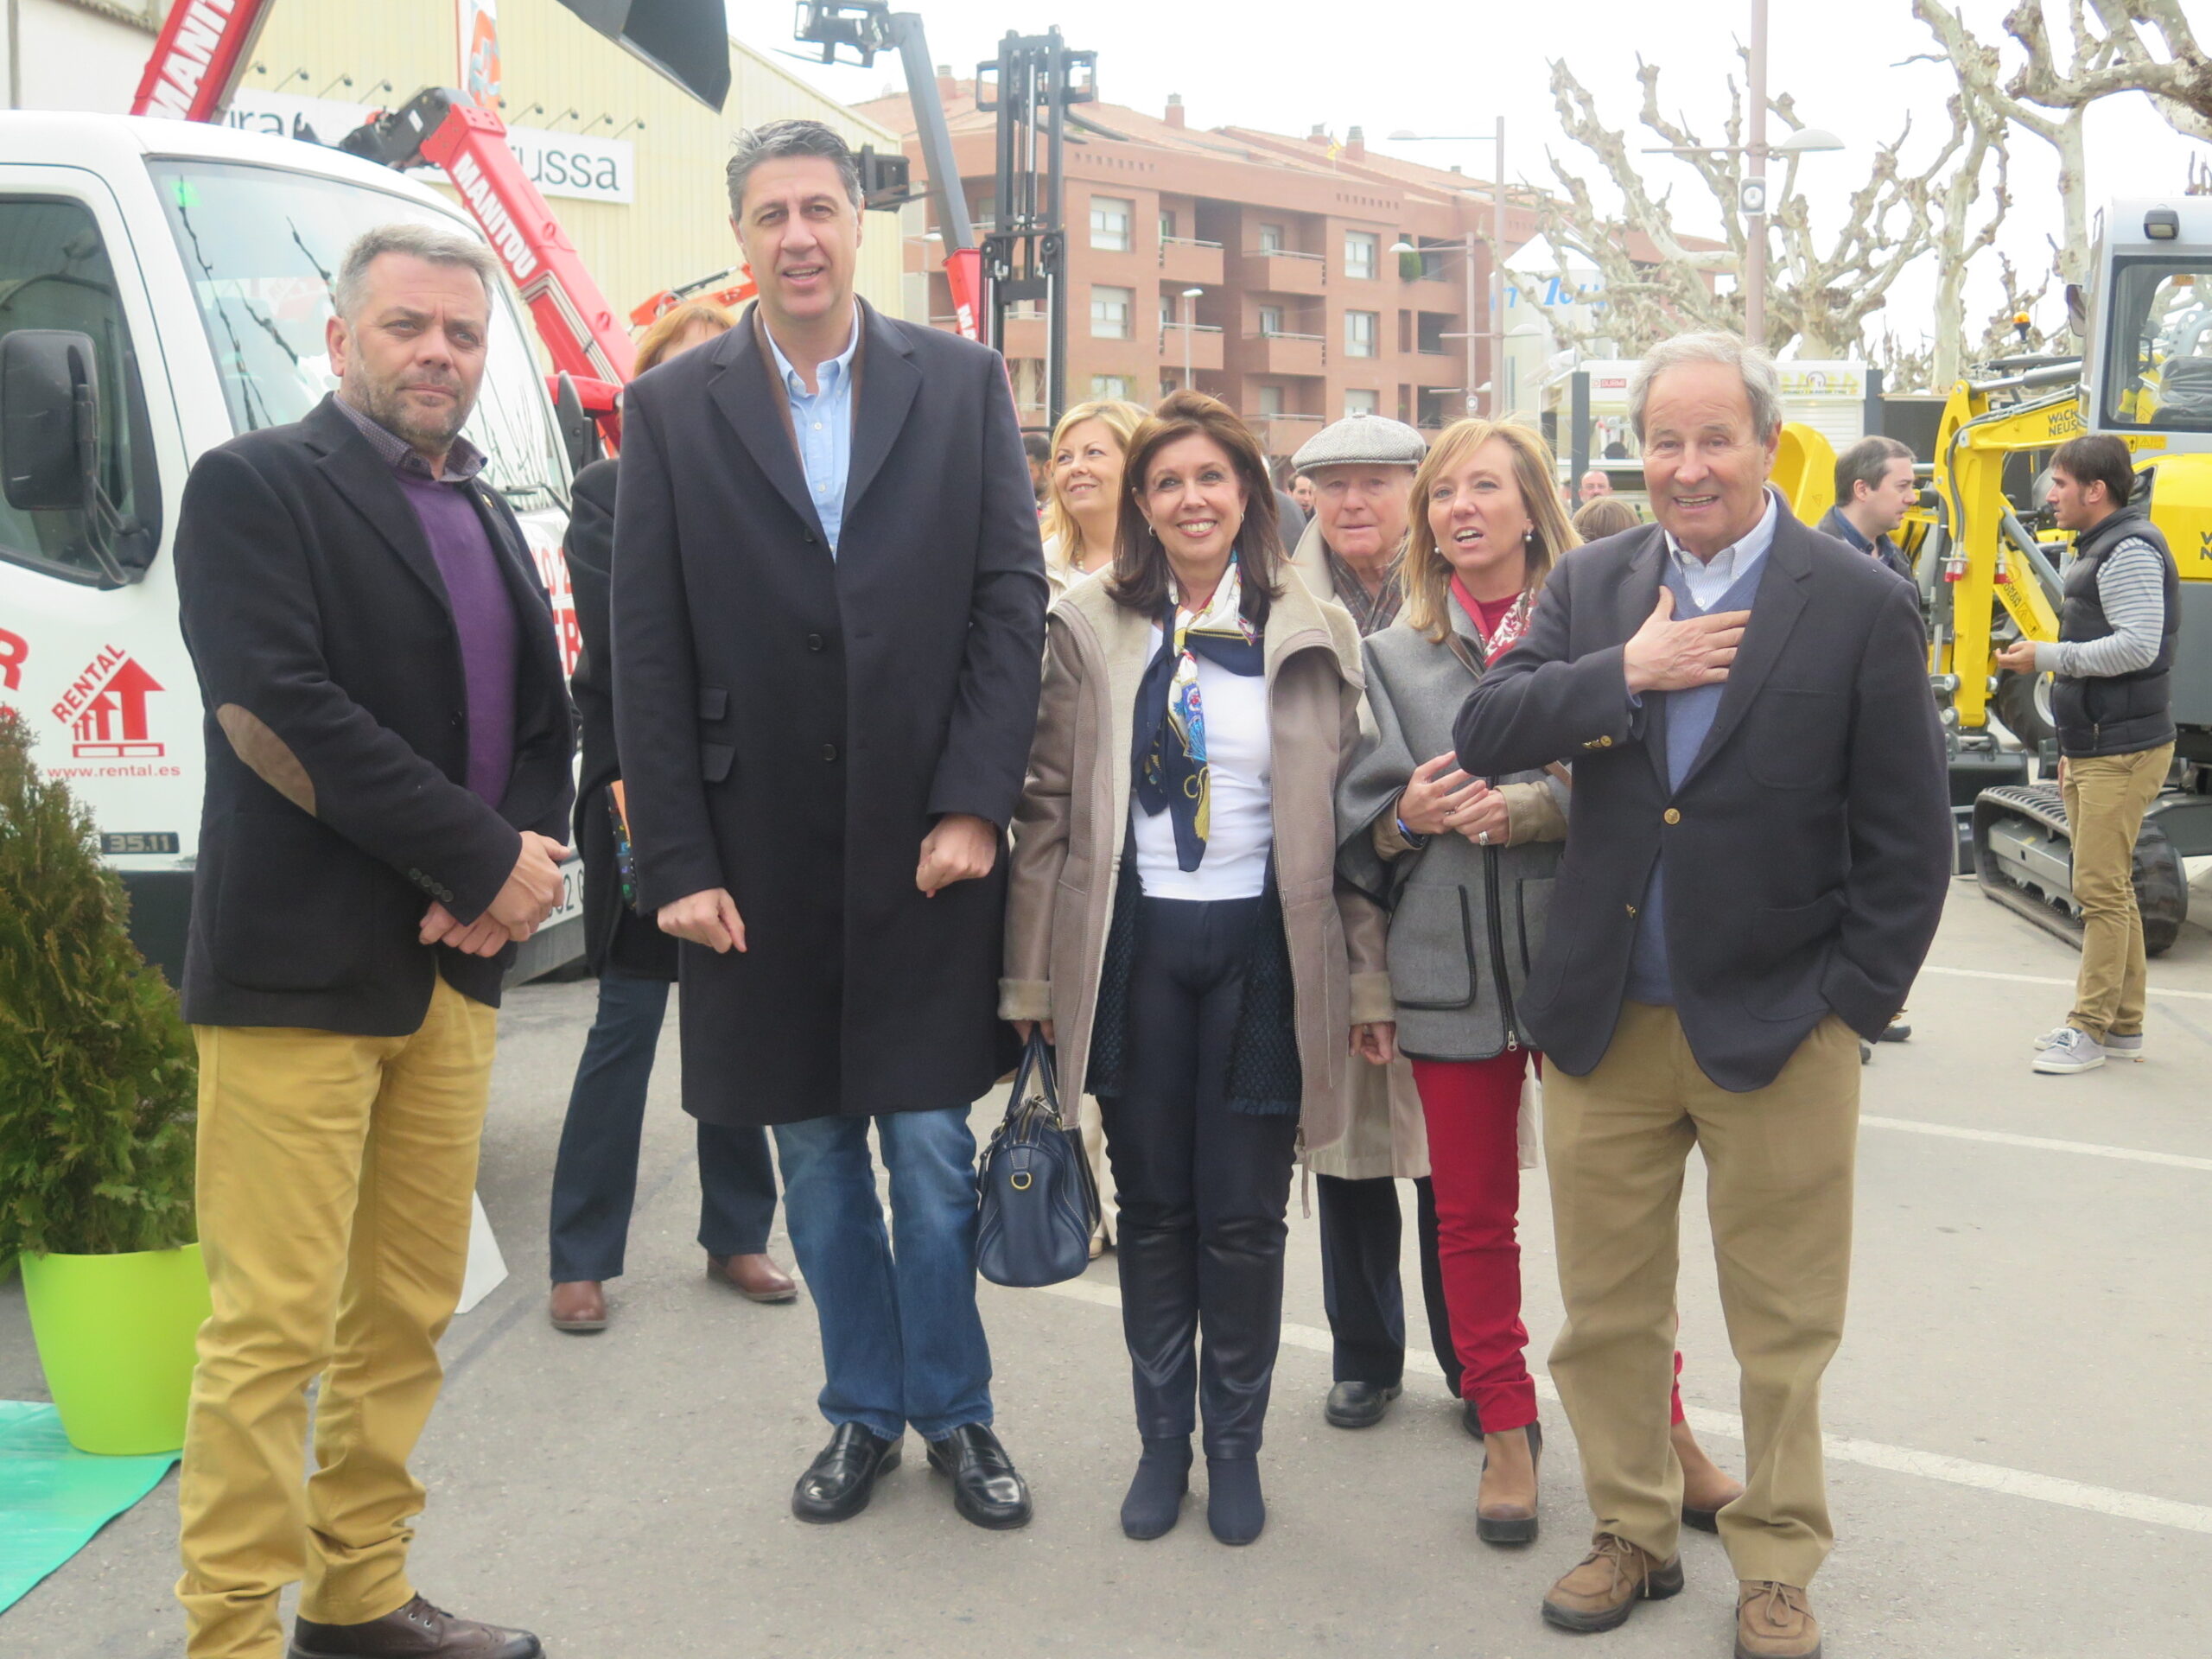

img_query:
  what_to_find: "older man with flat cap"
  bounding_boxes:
[1281,414,1465,1431]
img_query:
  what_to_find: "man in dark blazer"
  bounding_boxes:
[613,121,1047,1531]
[1457,334,1951,1659]
[172,226,569,1659]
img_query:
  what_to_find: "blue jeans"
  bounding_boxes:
[772,1105,992,1442]
[548,970,779,1283]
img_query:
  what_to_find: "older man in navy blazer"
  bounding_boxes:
[1457,334,1950,1659]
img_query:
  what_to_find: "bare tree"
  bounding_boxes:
[1913,1,2113,283]
[1924,84,2013,388]
[2024,3,2212,143]
[1528,50,1958,360]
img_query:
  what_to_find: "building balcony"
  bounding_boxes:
[1157,322,1224,372]
[1243,411,1327,454]
[1243,331,1326,377]
[1159,236,1226,286]
[1236,248,1328,296]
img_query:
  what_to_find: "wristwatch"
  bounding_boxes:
[1395,815,1430,849]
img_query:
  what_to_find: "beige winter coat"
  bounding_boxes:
[999,568,1392,1154]
[1287,516,1429,1179]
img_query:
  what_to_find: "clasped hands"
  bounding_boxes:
[658,812,1000,954]
[1396,753,1510,845]
[419,830,569,957]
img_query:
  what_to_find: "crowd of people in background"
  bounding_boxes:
[155,108,2181,1659]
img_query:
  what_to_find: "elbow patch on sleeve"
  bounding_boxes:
[217,704,316,817]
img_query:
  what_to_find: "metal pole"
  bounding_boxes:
[1464,230,1478,417]
[1570,369,1592,490]
[1491,114,1506,417]
[1183,292,1193,385]
[1745,0,1769,349]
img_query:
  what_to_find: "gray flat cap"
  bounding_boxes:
[1292,411,1427,473]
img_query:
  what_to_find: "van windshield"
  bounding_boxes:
[147,157,567,506]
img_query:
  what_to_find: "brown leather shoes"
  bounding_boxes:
[548,1280,607,1332]
[1540,1533,1685,1634]
[289,1594,540,1657]
[708,1251,798,1302]
[1736,1581,1821,1658]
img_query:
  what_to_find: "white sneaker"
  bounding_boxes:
[2033,1027,2106,1074]
[2034,1027,2145,1059]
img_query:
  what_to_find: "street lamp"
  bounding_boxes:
[1179,286,1204,386]
[1640,1,1842,348]
[1387,118,1507,417]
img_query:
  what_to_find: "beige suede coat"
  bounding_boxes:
[999,567,1392,1155]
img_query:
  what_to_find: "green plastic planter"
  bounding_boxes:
[20,1243,211,1455]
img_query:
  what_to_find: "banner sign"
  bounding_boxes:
[227,91,635,206]
[459,0,503,110]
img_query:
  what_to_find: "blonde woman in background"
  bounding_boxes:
[1041,398,1147,597]
[1036,398,1146,1253]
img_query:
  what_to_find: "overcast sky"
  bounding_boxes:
[724,0,2204,359]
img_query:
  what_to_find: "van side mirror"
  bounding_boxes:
[2064,283,2088,340]
[0,329,142,586]
[2,329,100,512]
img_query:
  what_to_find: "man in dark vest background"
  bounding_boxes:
[1997,433,2179,1075]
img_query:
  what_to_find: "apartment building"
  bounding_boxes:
[858,79,1573,461]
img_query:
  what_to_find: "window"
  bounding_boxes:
[1090,195,1134,252]
[1257,304,1285,337]
[970,192,996,230]
[0,195,161,585]
[1160,375,1180,398]
[1345,310,1379,359]
[1344,388,1380,416]
[1345,230,1379,280]
[1258,385,1286,416]
[1258,223,1284,253]
[150,160,563,505]
[1090,285,1134,340]
[1090,374,1135,399]
[1160,208,1179,242]
[2102,259,2212,431]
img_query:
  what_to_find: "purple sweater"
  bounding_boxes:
[335,397,518,805]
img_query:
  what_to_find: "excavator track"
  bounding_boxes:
[1972,783,2189,958]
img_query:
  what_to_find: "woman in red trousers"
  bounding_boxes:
[1336,418,1742,1545]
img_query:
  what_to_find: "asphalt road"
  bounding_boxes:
[6,869,2210,1659]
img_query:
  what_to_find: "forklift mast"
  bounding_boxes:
[975,29,1095,429]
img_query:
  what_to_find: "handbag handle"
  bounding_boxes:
[1005,1029,1067,1129]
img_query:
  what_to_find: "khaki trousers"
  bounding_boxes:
[2062,743,2173,1041]
[1544,1003,1859,1588]
[177,976,497,1659]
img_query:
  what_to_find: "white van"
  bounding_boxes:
[0,112,584,983]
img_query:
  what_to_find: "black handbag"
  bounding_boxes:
[976,1033,1100,1288]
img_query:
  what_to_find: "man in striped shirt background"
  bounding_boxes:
[1996,433,2181,1075]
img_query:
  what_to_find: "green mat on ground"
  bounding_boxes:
[0,1401,176,1615]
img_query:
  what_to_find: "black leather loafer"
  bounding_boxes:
[1461,1396,1484,1440]
[925,1422,1033,1529]
[791,1422,901,1523]
[1325,1380,1402,1428]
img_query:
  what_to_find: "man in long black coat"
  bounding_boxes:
[613,120,1047,1529]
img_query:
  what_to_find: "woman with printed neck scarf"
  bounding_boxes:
[1000,391,1391,1548]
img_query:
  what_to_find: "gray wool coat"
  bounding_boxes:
[1338,595,1567,1063]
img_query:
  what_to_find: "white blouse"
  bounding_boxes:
[1132,624,1274,900]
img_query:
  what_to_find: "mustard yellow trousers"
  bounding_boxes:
[177,977,496,1659]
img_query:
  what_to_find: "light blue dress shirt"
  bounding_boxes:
[763,307,861,555]
[1664,486,1778,607]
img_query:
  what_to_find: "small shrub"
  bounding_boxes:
[0,708,196,1255]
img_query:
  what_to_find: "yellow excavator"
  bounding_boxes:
[1782,199,2212,954]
